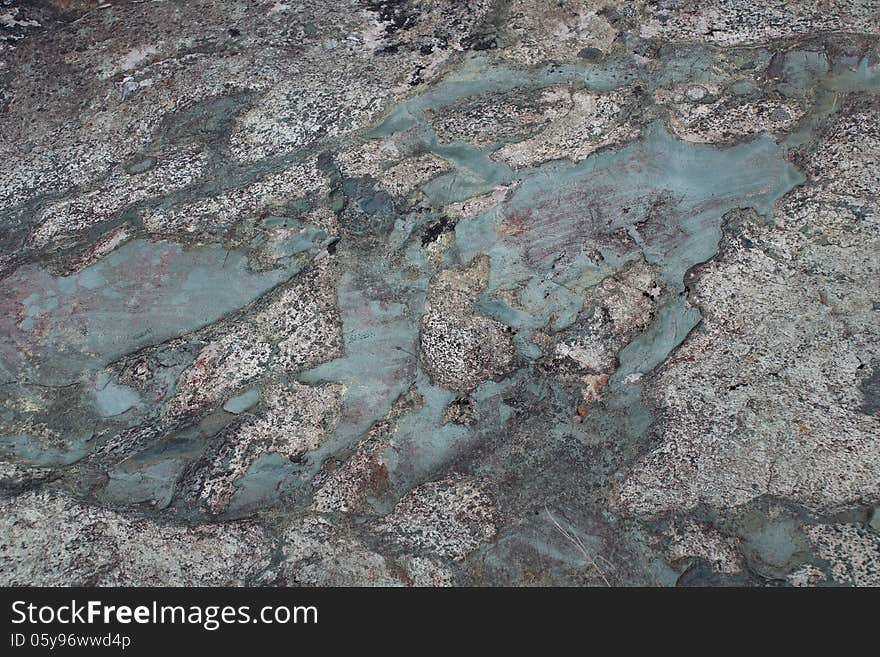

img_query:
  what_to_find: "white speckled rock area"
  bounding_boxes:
[0,0,878,586]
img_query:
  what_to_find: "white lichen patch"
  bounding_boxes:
[199,380,343,514]
[0,10,41,29]
[616,214,880,515]
[68,226,130,271]
[552,260,663,391]
[494,87,640,168]
[98,44,161,81]
[334,135,454,199]
[281,516,406,585]
[805,102,880,204]
[443,185,512,221]
[615,100,880,518]
[166,262,342,418]
[496,0,621,67]
[280,515,454,586]
[666,521,743,574]
[30,148,209,248]
[420,257,515,391]
[640,0,880,46]
[662,95,804,144]
[228,76,389,162]
[379,154,451,198]
[167,333,274,419]
[255,265,344,373]
[806,524,880,586]
[311,442,390,514]
[0,462,56,491]
[311,387,422,515]
[427,87,573,147]
[786,564,826,587]
[0,490,272,586]
[142,158,326,236]
[377,475,498,560]
[335,138,403,179]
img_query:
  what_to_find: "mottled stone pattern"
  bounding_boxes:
[1,0,878,586]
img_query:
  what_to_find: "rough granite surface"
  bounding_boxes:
[0,0,878,586]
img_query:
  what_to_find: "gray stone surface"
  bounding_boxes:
[0,0,878,586]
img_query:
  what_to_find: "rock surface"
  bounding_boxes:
[1,0,878,586]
